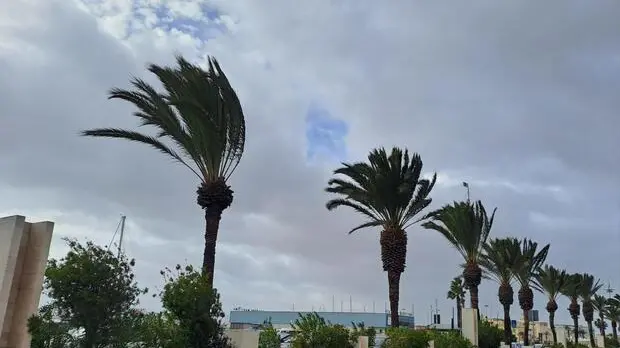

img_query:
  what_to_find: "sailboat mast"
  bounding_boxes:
[118,215,126,258]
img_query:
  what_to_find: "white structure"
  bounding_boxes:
[0,215,54,348]
[461,308,479,347]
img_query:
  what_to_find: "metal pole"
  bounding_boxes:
[118,215,126,258]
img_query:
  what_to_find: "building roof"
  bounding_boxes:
[229,310,415,328]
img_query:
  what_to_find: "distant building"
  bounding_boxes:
[229,310,415,332]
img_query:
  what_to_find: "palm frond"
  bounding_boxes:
[81,128,201,179]
[536,265,570,300]
[480,237,521,285]
[83,55,245,183]
[422,200,496,262]
[325,147,436,234]
[513,238,550,288]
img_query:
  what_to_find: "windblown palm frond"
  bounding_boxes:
[536,265,570,300]
[578,274,604,301]
[513,239,550,289]
[325,147,437,234]
[480,237,521,284]
[82,55,245,183]
[422,200,496,262]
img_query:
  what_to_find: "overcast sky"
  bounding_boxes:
[1,0,619,326]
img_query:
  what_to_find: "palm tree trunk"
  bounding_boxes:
[469,286,480,321]
[387,271,401,327]
[587,320,596,347]
[523,309,530,346]
[502,304,511,344]
[549,310,557,344]
[456,299,462,329]
[612,321,618,342]
[573,316,579,345]
[202,209,222,288]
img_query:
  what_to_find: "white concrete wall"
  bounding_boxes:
[0,216,54,348]
[462,308,479,347]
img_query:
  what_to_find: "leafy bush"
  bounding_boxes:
[290,312,356,348]
[381,327,430,348]
[427,330,474,348]
[159,264,233,348]
[478,319,503,348]
[258,321,281,348]
[605,337,620,348]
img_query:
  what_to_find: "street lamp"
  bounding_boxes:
[462,182,470,202]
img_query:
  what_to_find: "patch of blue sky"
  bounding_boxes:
[129,2,227,41]
[305,102,348,163]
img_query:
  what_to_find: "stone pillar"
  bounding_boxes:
[357,335,369,348]
[462,308,479,347]
[0,216,54,348]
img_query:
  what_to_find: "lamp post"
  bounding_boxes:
[462,182,470,202]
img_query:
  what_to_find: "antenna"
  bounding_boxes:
[349,295,353,312]
[606,281,615,298]
[118,215,126,258]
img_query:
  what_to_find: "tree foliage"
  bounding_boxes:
[157,264,233,348]
[258,321,281,348]
[290,312,357,348]
[30,238,146,348]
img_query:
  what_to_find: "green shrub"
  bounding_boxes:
[258,321,280,348]
[381,327,430,348]
[478,320,503,348]
[290,312,356,348]
[427,330,473,348]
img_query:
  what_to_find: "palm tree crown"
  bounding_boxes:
[422,200,496,312]
[82,55,245,183]
[325,147,436,328]
[326,147,436,234]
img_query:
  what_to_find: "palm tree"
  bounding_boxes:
[562,273,584,345]
[513,238,549,347]
[82,56,246,288]
[592,294,608,336]
[447,276,466,329]
[422,200,496,316]
[605,295,620,342]
[479,237,521,344]
[325,147,436,327]
[536,265,570,344]
[579,274,603,347]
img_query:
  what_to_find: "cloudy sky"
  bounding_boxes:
[1,0,619,326]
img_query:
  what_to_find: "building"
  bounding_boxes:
[0,215,54,348]
[229,310,415,332]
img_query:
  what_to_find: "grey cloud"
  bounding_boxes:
[1,0,619,326]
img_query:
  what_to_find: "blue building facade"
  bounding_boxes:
[229,310,415,329]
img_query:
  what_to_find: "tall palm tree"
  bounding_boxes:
[447,276,466,329]
[422,200,496,316]
[592,294,608,336]
[480,237,521,344]
[579,274,603,347]
[536,265,570,345]
[512,238,549,347]
[605,295,620,342]
[82,56,246,288]
[562,273,584,345]
[325,147,436,327]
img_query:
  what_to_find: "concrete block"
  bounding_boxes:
[462,308,479,346]
[226,329,260,348]
[0,216,54,348]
